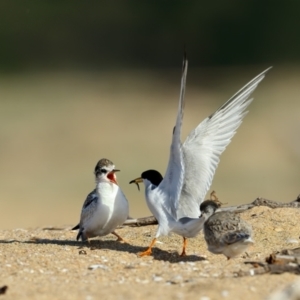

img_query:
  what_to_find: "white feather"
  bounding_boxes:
[155,57,188,220]
[177,67,271,218]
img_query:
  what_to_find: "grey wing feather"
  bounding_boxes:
[158,55,188,219]
[73,190,98,241]
[80,190,98,226]
[82,189,98,209]
[72,190,98,230]
[72,224,80,230]
[177,67,271,218]
[222,232,251,245]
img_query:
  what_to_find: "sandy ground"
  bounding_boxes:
[0,206,299,300]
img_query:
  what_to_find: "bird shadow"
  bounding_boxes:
[0,238,144,252]
[150,248,207,263]
[0,238,206,263]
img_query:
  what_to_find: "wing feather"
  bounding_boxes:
[157,55,188,219]
[222,232,251,245]
[79,190,98,227]
[178,67,271,218]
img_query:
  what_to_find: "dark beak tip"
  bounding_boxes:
[129,179,140,191]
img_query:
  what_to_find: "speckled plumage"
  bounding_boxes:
[201,200,253,259]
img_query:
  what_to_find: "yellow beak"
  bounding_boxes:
[129,177,143,191]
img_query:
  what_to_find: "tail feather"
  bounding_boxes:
[72,224,80,230]
[72,223,86,241]
[76,230,82,241]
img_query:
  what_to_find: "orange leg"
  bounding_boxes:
[112,231,128,243]
[180,237,187,257]
[138,238,157,257]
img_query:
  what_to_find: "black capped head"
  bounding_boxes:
[141,170,163,186]
[129,169,163,191]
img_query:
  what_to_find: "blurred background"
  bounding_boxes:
[0,1,299,229]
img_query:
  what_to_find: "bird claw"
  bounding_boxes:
[180,251,187,257]
[112,231,127,243]
[138,249,152,257]
[117,237,128,244]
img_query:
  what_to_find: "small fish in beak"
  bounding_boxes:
[129,177,143,191]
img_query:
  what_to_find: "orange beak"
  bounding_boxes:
[108,169,120,185]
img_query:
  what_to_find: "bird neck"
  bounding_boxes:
[144,179,157,190]
[95,179,116,190]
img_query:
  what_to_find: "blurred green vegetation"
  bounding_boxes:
[1,1,300,71]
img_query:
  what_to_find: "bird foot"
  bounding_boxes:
[180,251,187,257]
[116,237,128,244]
[138,248,152,257]
[112,231,127,243]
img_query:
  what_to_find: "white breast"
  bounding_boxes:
[87,182,128,237]
[144,183,174,237]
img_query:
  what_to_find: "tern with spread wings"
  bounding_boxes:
[130,56,270,256]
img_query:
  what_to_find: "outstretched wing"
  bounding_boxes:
[178,67,271,218]
[157,55,188,220]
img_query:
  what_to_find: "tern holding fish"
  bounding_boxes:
[130,54,270,257]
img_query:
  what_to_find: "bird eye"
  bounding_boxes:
[100,169,107,174]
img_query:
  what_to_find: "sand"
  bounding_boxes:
[0,206,299,299]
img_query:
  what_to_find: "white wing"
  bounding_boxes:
[157,55,188,219]
[177,67,271,218]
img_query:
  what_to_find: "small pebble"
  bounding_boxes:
[286,239,299,244]
[222,290,229,297]
[152,275,163,282]
[0,285,8,295]
[88,264,108,270]
[135,278,149,284]
[168,275,183,284]
[274,228,283,232]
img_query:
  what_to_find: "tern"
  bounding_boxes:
[73,158,129,243]
[200,200,253,259]
[130,56,270,256]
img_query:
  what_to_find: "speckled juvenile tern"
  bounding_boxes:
[130,55,270,257]
[73,158,129,242]
[200,200,253,259]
